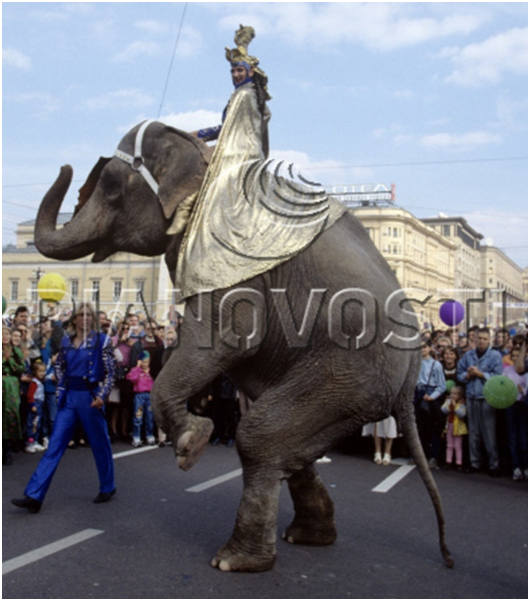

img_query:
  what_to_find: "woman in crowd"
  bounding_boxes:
[2,326,25,465]
[435,336,451,359]
[440,346,462,386]
[10,328,23,348]
[362,417,398,466]
[110,319,135,441]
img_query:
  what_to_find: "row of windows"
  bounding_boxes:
[382,245,402,255]
[365,227,402,238]
[9,279,145,303]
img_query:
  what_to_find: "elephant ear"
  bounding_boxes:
[74,157,112,217]
[156,130,213,220]
[157,167,205,220]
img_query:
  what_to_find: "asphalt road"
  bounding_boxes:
[3,440,527,599]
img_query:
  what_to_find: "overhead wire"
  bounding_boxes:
[2,156,526,189]
[157,2,188,119]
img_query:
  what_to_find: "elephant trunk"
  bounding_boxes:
[35,165,103,260]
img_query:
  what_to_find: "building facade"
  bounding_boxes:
[420,215,486,326]
[350,206,456,327]
[480,245,527,327]
[420,215,483,290]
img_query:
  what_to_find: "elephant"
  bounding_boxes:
[35,120,453,572]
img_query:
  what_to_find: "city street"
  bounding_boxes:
[3,441,527,599]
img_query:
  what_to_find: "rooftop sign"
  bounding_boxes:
[327,183,396,203]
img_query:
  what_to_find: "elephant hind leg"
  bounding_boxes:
[283,464,337,546]
[211,473,281,572]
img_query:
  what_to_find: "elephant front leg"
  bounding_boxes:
[283,464,337,546]
[151,367,215,472]
[174,414,214,471]
[211,475,281,572]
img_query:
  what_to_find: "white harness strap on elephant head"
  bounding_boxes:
[114,119,159,196]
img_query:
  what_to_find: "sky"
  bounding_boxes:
[3,2,528,268]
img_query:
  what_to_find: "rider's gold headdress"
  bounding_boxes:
[225,25,271,100]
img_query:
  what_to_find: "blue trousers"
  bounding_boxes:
[505,401,528,470]
[25,390,115,502]
[132,392,154,441]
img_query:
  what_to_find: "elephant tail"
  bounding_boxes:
[395,389,454,569]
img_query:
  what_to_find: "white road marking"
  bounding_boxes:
[186,468,243,493]
[372,464,416,493]
[2,529,104,575]
[112,445,159,460]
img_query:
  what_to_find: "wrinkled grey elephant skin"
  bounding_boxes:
[35,121,453,572]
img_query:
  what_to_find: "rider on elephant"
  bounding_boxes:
[178,25,343,301]
[194,24,271,158]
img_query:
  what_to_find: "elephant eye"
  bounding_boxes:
[102,172,122,202]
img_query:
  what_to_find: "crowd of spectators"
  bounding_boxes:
[1,304,183,464]
[2,303,527,483]
[412,325,528,480]
[2,303,242,463]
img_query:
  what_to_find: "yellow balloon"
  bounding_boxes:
[37,273,67,302]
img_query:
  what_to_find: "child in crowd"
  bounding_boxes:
[126,350,155,447]
[25,361,47,453]
[441,385,468,471]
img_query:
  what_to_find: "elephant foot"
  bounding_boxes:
[282,518,337,546]
[211,542,276,573]
[175,416,214,471]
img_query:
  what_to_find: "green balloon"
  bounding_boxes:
[483,375,518,409]
[2,296,6,314]
[445,380,456,393]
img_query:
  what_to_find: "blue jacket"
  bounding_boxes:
[56,332,116,403]
[457,346,503,400]
[418,358,446,401]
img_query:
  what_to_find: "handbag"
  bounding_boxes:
[414,361,436,414]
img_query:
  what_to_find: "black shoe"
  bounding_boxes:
[488,469,501,478]
[210,438,220,446]
[3,451,13,465]
[93,488,116,504]
[226,439,235,448]
[11,496,42,513]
